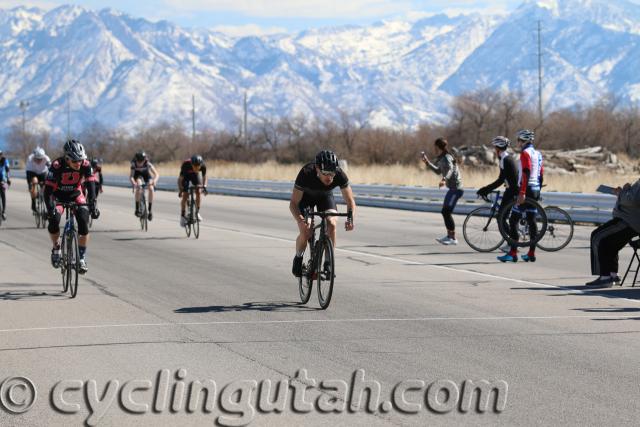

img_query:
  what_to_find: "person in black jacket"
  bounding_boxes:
[476,136,519,230]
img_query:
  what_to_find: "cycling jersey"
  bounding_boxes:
[518,144,543,194]
[45,158,96,204]
[180,160,207,178]
[294,162,349,213]
[480,151,518,194]
[26,153,51,175]
[0,157,9,182]
[131,158,155,182]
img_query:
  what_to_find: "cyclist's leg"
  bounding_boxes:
[27,171,38,201]
[180,178,192,217]
[525,188,540,255]
[47,204,62,246]
[0,181,6,215]
[318,193,338,247]
[295,200,313,255]
[146,173,154,210]
[195,172,203,209]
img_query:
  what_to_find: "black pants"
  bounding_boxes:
[442,189,464,231]
[0,181,6,213]
[508,188,540,252]
[590,218,638,276]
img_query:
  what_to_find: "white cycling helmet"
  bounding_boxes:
[491,136,510,149]
[33,147,46,160]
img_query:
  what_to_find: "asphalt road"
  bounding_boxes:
[1,180,639,426]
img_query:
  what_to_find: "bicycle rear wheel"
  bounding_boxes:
[537,206,574,252]
[316,238,335,310]
[34,200,41,228]
[68,231,79,298]
[463,206,504,252]
[298,247,313,304]
[39,194,48,228]
[498,198,548,248]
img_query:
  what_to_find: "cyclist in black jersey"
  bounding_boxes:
[290,150,356,277]
[178,155,208,226]
[129,151,160,220]
[477,136,519,251]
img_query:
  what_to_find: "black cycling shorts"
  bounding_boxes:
[26,171,46,185]
[133,171,151,183]
[181,173,202,192]
[298,192,337,214]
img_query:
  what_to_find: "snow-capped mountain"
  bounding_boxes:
[0,0,639,143]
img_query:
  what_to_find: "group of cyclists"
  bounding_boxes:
[0,140,210,276]
[423,129,544,263]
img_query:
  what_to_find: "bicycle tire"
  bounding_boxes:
[497,198,548,248]
[537,206,574,252]
[194,212,200,239]
[463,206,505,252]
[39,193,48,228]
[68,230,79,298]
[0,195,3,227]
[34,202,41,228]
[61,231,69,293]
[317,238,335,310]
[298,247,313,304]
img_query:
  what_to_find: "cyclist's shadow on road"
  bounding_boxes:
[174,301,321,313]
[0,289,68,301]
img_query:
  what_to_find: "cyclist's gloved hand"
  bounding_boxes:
[178,191,183,198]
[476,187,488,198]
[202,186,208,195]
[6,179,10,186]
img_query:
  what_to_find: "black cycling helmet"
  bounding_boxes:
[191,154,203,166]
[90,157,101,168]
[315,150,339,172]
[134,151,146,161]
[63,139,87,162]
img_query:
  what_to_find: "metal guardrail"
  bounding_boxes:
[12,170,616,224]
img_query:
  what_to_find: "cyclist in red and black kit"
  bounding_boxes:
[83,157,103,199]
[290,150,356,277]
[178,155,207,226]
[44,140,99,274]
[129,151,159,220]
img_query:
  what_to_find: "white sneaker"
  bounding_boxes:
[436,236,449,244]
[197,213,203,221]
[438,236,458,245]
[180,216,187,227]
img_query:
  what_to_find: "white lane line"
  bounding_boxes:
[1,314,639,334]
[206,224,640,303]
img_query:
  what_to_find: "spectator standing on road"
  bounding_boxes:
[422,138,463,245]
[0,149,10,220]
[586,179,640,288]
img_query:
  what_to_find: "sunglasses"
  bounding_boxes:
[319,170,336,177]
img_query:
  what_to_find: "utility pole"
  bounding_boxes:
[192,94,196,145]
[537,20,543,124]
[19,100,29,149]
[243,91,248,145]
[66,93,71,139]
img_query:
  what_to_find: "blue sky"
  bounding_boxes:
[4,0,640,36]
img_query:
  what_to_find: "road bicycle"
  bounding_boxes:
[298,210,350,309]
[59,202,80,298]
[134,183,152,232]
[33,182,48,229]
[463,190,572,252]
[184,185,205,238]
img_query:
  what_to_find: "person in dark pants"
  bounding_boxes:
[0,150,10,221]
[586,179,640,288]
[422,138,463,245]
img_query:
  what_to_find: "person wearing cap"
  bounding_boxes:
[290,150,356,277]
[586,180,640,288]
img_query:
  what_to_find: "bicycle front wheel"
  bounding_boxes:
[316,238,335,310]
[39,195,48,228]
[68,231,80,298]
[498,198,548,248]
[298,248,313,304]
[60,233,69,293]
[193,211,200,239]
[537,206,574,252]
[463,206,504,252]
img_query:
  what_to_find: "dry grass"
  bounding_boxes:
[104,161,634,193]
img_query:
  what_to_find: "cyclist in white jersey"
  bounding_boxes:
[26,147,51,213]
